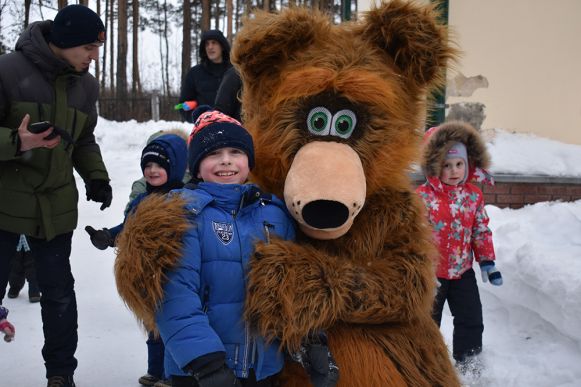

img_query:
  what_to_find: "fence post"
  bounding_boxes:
[151,93,160,121]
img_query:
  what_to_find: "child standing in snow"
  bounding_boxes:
[85,133,188,387]
[416,121,503,375]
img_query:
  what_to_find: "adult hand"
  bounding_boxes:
[85,179,113,210]
[17,114,61,152]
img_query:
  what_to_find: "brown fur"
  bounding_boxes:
[114,194,190,331]
[233,2,461,386]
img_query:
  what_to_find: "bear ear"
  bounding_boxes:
[358,0,458,88]
[231,8,326,83]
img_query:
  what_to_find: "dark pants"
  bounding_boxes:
[172,369,279,387]
[9,249,40,296]
[432,268,483,362]
[0,230,78,378]
[147,331,165,379]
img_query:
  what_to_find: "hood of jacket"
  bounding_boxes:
[16,20,78,80]
[420,121,491,184]
[199,29,231,66]
[147,134,188,185]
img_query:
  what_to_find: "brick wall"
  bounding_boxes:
[412,173,581,209]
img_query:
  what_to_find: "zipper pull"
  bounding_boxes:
[263,222,274,244]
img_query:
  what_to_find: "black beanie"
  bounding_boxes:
[49,5,105,49]
[188,105,255,175]
[141,142,171,176]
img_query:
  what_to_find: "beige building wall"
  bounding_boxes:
[357,0,581,145]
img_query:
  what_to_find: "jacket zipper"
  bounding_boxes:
[231,203,250,377]
[263,221,274,244]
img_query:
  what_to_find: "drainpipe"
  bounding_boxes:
[342,0,352,21]
[427,0,449,128]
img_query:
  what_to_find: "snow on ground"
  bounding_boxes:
[1,120,581,386]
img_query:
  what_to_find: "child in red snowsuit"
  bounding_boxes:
[416,121,503,373]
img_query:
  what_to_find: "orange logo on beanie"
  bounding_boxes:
[188,110,242,145]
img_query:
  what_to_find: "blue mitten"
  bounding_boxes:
[479,261,503,286]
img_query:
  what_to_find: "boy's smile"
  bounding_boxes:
[197,147,249,185]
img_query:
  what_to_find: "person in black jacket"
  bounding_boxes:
[214,67,242,122]
[179,30,232,123]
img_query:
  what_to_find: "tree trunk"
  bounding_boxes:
[264,0,270,12]
[182,0,192,84]
[57,0,67,9]
[78,0,88,5]
[24,0,31,28]
[226,0,233,44]
[95,0,101,84]
[132,0,142,95]
[235,0,240,32]
[109,0,115,92]
[163,0,170,97]
[116,0,128,116]
[201,0,210,32]
[156,1,167,95]
[214,0,220,31]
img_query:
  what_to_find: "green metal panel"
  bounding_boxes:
[427,0,449,129]
[342,0,352,21]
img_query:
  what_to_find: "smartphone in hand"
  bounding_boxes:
[29,121,58,140]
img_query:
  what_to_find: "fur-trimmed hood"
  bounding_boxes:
[114,194,190,331]
[420,121,491,183]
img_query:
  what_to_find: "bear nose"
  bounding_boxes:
[302,200,349,229]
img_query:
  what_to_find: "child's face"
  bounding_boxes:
[197,147,250,185]
[143,162,168,187]
[440,157,466,186]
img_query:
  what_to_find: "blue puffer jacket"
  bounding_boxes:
[156,182,295,379]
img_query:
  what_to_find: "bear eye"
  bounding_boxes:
[307,107,331,135]
[330,109,356,138]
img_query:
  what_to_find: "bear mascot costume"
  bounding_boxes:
[114,1,461,386]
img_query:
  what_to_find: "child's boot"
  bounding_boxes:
[138,373,160,386]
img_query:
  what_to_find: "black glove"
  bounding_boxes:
[85,226,114,250]
[186,358,240,387]
[85,179,113,210]
[292,333,339,387]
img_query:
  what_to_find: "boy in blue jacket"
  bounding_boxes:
[114,108,338,387]
[85,133,187,387]
[158,107,295,387]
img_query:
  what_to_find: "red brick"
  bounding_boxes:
[484,183,510,194]
[566,186,581,196]
[496,194,524,204]
[524,195,553,204]
[511,183,538,195]
[550,195,572,202]
[538,185,569,195]
[483,194,496,205]
[509,203,526,209]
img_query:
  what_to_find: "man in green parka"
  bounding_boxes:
[0,5,111,387]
